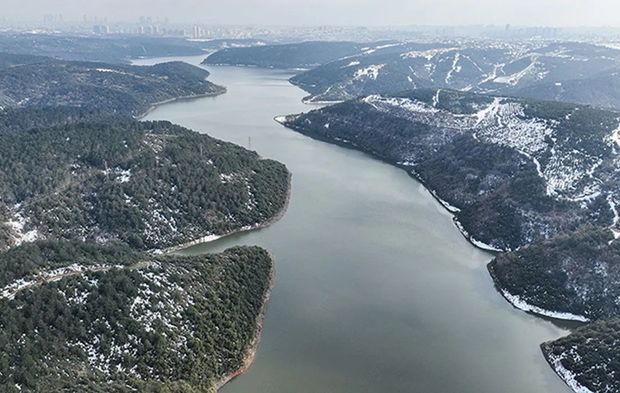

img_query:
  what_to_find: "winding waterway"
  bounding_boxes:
[133,55,573,393]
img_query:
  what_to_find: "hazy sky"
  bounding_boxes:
[6,0,620,27]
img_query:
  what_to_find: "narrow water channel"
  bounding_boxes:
[134,55,573,393]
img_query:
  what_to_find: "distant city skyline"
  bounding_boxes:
[2,0,620,28]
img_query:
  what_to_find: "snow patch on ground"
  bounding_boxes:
[544,153,602,200]
[371,93,600,202]
[64,263,195,376]
[445,52,462,83]
[546,352,596,393]
[94,68,138,78]
[370,95,551,158]
[432,89,441,107]
[473,97,503,126]
[500,288,590,322]
[454,220,503,252]
[102,167,132,183]
[493,55,546,86]
[362,43,402,55]
[220,173,236,183]
[607,122,620,153]
[117,169,131,183]
[5,203,40,246]
[435,197,460,213]
[274,115,288,124]
[0,264,113,300]
[474,100,552,157]
[400,47,459,60]
[610,196,620,226]
[354,64,385,80]
[607,195,620,242]
[363,95,439,115]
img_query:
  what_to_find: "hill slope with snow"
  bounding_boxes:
[0,119,290,251]
[281,88,620,250]
[0,242,273,392]
[289,41,620,110]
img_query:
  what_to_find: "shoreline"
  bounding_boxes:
[275,109,598,393]
[276,116,596,325]
[135,88,227,120]
[301,97,345,105]
[274,115,502,255]
[213,251,276,392]
[157,177,291,390]
[127,63,579,392]
[541,346,595,393]
[162,172,292,254]
[203,62,312,72]
[118,65,289,391]
[487,262,590,323]
[286,80,337,105]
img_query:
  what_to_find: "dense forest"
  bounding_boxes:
[0,119,290,251]
[489,228,620,320]
[0,106,129,134]
[0,54,226,117]
[542,317,620,393]
[0,241,273,393]
[0,52,51,69]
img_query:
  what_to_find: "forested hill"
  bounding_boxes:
[0,55,226,117]
[203,41,397,69]
[281,89,620,251]
[0,241,273,393]
[542,316,620,393]
[289,41,620,110]
[0,119,290,251]
[0,52,51,69]
[489,228,620,321]
[0,106,119,134]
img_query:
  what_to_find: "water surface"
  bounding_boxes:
[135,55,572,393]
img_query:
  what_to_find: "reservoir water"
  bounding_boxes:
[134,55,573,393]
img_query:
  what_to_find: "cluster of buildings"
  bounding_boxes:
[91,21,207,38]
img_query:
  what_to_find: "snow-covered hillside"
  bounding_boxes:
[291,41,620,110]
[282,88,620,250]
[363,92,620,204]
